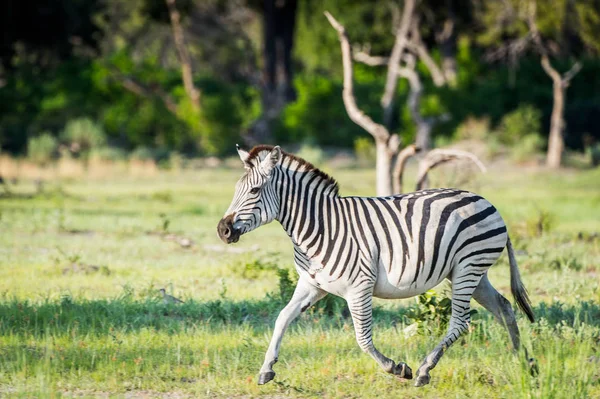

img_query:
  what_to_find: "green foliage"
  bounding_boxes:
[498,105,542,145]
[525,209,556,237]
[27,132,58,165]
[406,290,454,334]
[549,254,584,272]
[61,118,106,159]
[511,133,545,162]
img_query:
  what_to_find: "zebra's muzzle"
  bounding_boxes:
[217,214,241,244]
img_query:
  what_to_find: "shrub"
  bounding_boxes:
[406,290,453,335]
[27,132,58,165]
[525,209,555,237]
[498,105,542,146]
[511,133,545,162]
[61,118,106,159]
[455,116,491,141]
[89,147,127,162]
[296,144,325,166]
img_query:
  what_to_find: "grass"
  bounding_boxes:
[0,163,599,398]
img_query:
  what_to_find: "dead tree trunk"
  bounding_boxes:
[165,0,201,112]
[325,12,399,196]
[528,2,581,168]
[380,0,415,130]
[541,56,581,168]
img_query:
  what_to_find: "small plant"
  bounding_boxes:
[61,118,106,160]
[159,213,170,234]
[275,267,296,302]
[27,132,58,166]
[407,290,456,335]
[525,209,555,237]
[549,255,584,272]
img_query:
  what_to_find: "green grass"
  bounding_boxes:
[1,165,599,398]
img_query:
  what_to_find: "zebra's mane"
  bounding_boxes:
[247,145,339,196]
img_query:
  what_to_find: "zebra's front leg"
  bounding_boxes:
[258,277,327,385]
[347,290,413,380]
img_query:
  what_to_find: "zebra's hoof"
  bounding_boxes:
[414,374,430,387]
[393,362,413,379]
[258,371,276,385]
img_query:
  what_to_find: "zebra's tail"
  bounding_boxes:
[507,236,535,323]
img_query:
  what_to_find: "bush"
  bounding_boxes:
[296,144,325,166]
[27,132,58,165]
[89,147,127,162]
[511,133,545,162]
[498,105,542,146]
[61,118,106,159]
[525,209,555,237]
[455,116,491,141]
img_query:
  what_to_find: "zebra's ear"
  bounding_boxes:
[236,144,251,167]
[260,146,281,176]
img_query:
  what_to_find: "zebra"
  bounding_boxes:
[217,144,535,387]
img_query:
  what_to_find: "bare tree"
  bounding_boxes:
[326,11,485,195]
[325,12,399,196]
[380,0,416,130]
[528,1,581,169]
[165,0,201,112]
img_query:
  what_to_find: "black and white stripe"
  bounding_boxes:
[218,145,534,387]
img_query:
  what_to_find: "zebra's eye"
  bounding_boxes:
[250,187,261,195]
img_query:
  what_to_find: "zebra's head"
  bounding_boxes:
[217,145,282,244]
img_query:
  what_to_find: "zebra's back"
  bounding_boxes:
[343,188,508,299]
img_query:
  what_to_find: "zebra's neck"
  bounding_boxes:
[274,156,340,255]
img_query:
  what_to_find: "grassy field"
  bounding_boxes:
[0,162,599,398]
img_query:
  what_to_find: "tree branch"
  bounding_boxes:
[393,144,419,194]
[562,61,582,85]
[415,149,487,190]
[165,0,201,111]
[354,47,389,66]
[324,11,390,143]
[408,22,446,87]
[380,0,416,128]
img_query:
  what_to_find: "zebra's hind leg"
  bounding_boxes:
[473,274,538,374]
[347,290,413,380]
[473,274,520,350]
[414,271,483,387]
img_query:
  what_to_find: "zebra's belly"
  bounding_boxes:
[373,271,445,299]
[372,261,448,299]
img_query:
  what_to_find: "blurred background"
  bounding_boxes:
[1,0,599,168]
[1,1,600,397]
